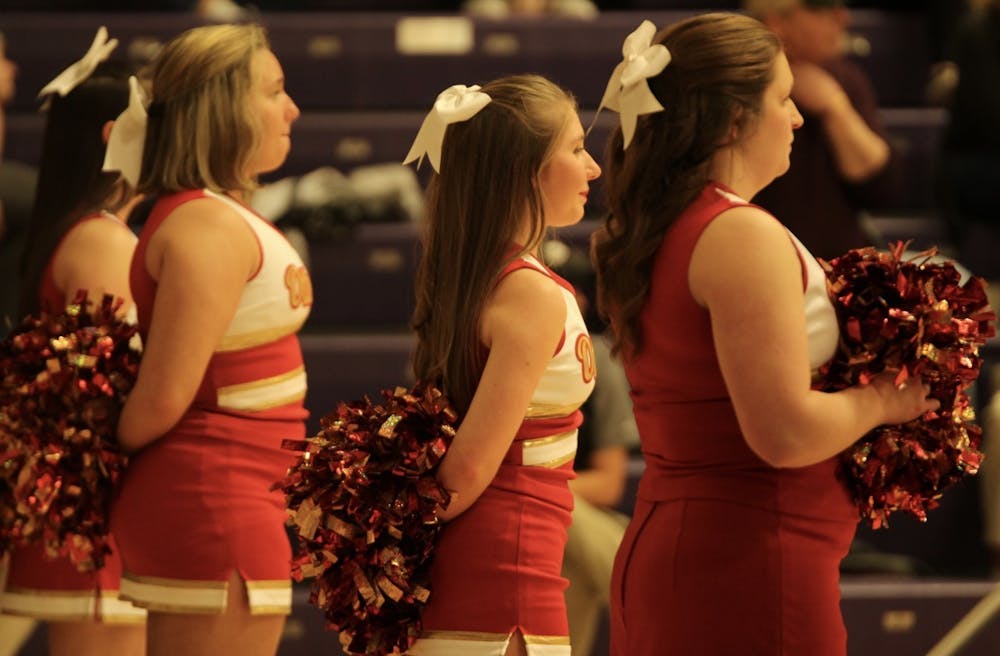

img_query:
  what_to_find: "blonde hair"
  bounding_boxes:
[138,23,268,194]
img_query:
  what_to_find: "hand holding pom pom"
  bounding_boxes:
[816,242,996,528]
[276,381,458,656]
[0,291,141,571]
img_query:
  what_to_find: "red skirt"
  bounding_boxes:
[611,497,856,656]
[110,411,300,615]
[1,539,145,622]
[411,432,577,655]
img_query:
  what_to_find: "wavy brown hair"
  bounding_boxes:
[138,23,267,195]
[412,74,575,414]
[592,12,781,358]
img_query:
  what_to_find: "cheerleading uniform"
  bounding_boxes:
[0,211,145,623]
[110,190,311,614]
[609,183,858,655]
[408,254,595,656]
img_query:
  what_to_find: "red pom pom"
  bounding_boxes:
[276,381,457,655]
[0,291,140,571]
[817,242,996,528]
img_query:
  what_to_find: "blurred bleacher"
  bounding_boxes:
[4,6,1000,656]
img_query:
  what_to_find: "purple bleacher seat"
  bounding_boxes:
[283,105,943,216]
[300,332,416,435]
[1,12,202,113]
[2,9,932,114]
[304,221,420,329]
[283,111,428,177]
[263,10,698,111]
[268,9,931,110]
[281,107,614,184]
[841,579,1000,656]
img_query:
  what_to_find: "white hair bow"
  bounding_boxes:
[38,26,118,102]
[596,20,671,149]
[102,76,148,187]
[403,84,492,173]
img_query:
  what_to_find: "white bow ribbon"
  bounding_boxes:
[596,20,671,149]
[38,26,118,102]
[404,84,492,173]
[102,76,148,187]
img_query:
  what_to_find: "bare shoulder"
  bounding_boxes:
[690,205,801,305]
[694,205,798,271]
[63,214,137,254]
[702,204,789,245]
[491,267,567,318]
[483,267,567,350]
[155,197,250,244]
[53,215,137,299]
[147,196,259,279]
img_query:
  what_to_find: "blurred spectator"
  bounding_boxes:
[743,0,900,261]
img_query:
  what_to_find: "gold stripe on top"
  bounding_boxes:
[528,451,577,469]
[522,431,575,450]
[216,366,306,411]
[217,322,303,352]
[216,366,304,395]
[417,631,511,642]
[524,635,571,646]
[2,586,102,598]
[248,604,292,616]
[122,573,228,590]
[524,402,583,419]
[121,598,224,614]
[521,430,577,468]
[244,579,292,590]
[231,391,306,412]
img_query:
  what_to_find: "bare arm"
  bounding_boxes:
[689,206,938,468]
[791,62,890,182]
[54,216,137,312]
[117,198,259,452]
[436,268,567,520]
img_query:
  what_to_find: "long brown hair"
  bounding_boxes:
[412,74,575,414]
[19,62,134,317]
[592,12,780,357]
[138,24,267,195]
